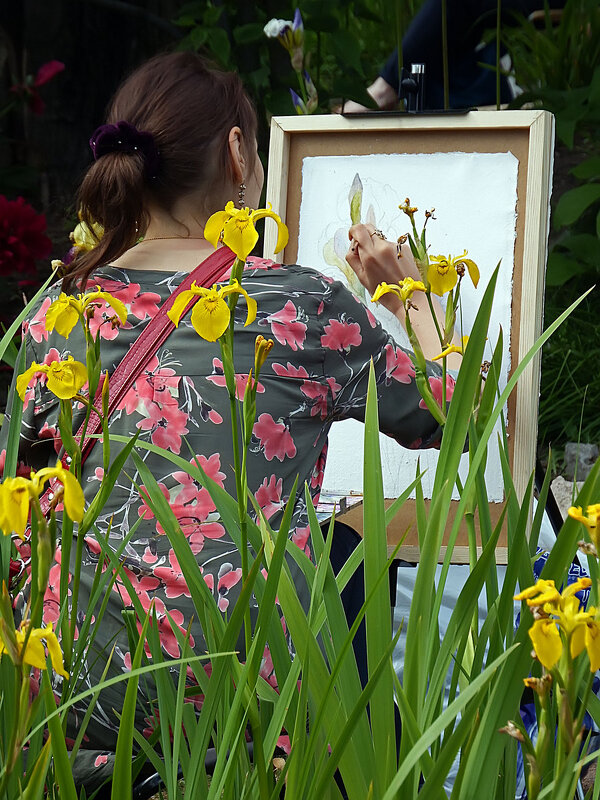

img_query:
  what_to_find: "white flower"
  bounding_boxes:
[263,18,291,38]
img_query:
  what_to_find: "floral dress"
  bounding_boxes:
[3,256,447,781]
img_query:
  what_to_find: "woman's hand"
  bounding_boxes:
[345,223,461,366]
[345,223,422,313]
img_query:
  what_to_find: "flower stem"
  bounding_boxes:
[295,69,308,104]
[221,257,253,655]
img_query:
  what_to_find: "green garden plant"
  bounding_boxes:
[0,195,597,800]
[502,0,600,454]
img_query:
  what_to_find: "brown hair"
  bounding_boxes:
[63,52,257,291]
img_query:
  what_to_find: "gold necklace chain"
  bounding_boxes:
[137,236,206,243]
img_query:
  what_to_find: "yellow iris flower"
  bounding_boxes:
[514,578,562,607]
[371,277,426,305]
[0,477,33,539]
[0,460,84,538]
[254,335,274,375]
[529,619,563,669]
[70,218,104,253]
[516,577,600,672]
[529,618,563,670]
[433,336,470,361]
[0,622,68,678]
[204,201,289,261]
[33,461,85,523]
[17,355,88,401]
[568,504,600,549]
[45,287,128,339]
[167,280,257,342]
[428,251,480,297]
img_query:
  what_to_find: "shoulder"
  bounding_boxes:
[244,257,329,283]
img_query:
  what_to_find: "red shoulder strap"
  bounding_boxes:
[79,245,237,462]
[39,246,236,516]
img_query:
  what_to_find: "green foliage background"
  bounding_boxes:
[1,0,599,461]
[506,0,600,457]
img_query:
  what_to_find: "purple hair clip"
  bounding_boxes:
[89,120,160,179]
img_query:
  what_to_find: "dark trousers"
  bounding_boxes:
[380,0,565,108]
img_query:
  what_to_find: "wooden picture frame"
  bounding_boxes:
[265,110,554,563]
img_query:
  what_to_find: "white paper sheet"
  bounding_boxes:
[296,151,519,502]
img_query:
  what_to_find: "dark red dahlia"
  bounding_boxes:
[0,195,53,278]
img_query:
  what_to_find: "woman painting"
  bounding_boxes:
[2,51,453,790]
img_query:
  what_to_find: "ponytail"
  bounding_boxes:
[63,152,148,292]
[62,52,257,293]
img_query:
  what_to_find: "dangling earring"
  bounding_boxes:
[238,182,246,208]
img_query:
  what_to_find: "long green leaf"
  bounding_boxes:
[111,611,152,799]
[362,360,397,792]
[41,670,78,800]
[0,267,59,364]
[423,509,504,728]
[380,645,518,800]
[20,737,52,800]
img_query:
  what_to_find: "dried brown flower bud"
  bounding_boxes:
[499,721,525,742]
[577,540,598,557]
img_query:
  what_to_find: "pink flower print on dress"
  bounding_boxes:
[187,522,226,555]
[88,466,104,483]
[310,444,328,489]
[42,556,66,625]
[419,373,456,411]
[153,604,193,658]
[27,296,52,343]
[364,304,378,329]
[142,546,158,565]
[203,570,215,593]
[96,278,160,321]
[246,255,279,271]
[86,293,132,341]
[0,449,32,478]
[38,421,59,448]
[138,482,225,552]
[256,474,285,520]
[253,413,296,461]
[125,596,194,661]
[173,452,226,507]
[154,549,192,599]
[93,278,136,302]
[137,401,189,454]
[113,566,161,612]
[320,318,362,352]
[129,290,161,320]
[259,644,277,688]
[120,362,180,415]
[266,300,307,351]
[138,484,169,523]
[206,357,266,401]
[271,362,309,379]
[292,525,311,554]
[384,344,415,385]
[217,563,243,612]
[300,376,341,419]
